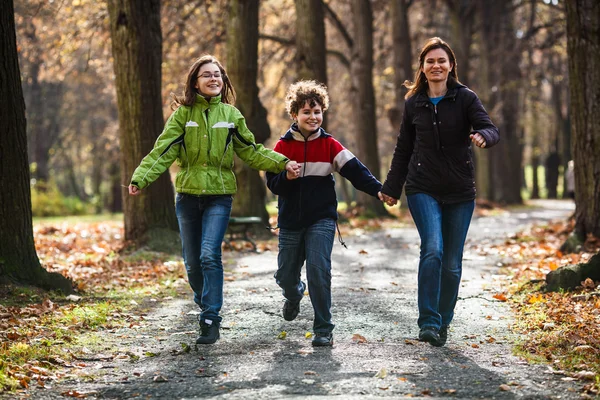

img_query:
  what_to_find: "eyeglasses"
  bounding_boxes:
[198,72,222,79]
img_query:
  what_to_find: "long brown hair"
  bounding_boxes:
[404,37,460,99]
[171,55,236,110]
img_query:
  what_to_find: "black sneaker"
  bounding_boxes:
[312,332,333,347]
[196,320,220,344]
[418,327,441,346]
[282,299,300,321]
[437,326,448,347]
[282,282,306,321]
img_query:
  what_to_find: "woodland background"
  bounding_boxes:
[1,0,600,396]
[2,0,599,290]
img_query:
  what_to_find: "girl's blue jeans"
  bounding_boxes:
[276,218,336,334]
[407,193,474,330]
[176,193,232,324]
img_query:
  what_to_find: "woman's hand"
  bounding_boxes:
[285,160,301,180]
[128,185,142,196]
[470,133,486,148]
[379,192,398,206]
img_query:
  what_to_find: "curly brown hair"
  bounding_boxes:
[285,80,329,118]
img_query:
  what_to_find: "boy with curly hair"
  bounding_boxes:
[266,80,384,346]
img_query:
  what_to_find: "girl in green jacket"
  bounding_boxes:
[129,55,300,344]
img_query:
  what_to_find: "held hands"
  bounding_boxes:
[470,133,486,148]
[378,192,398,207]
[128,185,141,196]
[285,160,301,180]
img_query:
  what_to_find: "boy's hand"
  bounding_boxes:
[285,160,301,180]
[379,192,398,206]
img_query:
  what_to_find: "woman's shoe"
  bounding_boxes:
[437,326,448,346]
[418,327,440,346]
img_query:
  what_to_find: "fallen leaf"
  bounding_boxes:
[499,384,511,391]
[493,293,508,302]
[277,331,287,340]
[351,333,367,344]
[374,368,387,379]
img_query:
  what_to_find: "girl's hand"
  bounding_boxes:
[129,185,141,196]
[470,133,486,148]
[285,160,301,180]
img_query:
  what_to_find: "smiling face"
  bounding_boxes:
[421,48,453,84]
[194,62,223,98]
[293,101,323,136]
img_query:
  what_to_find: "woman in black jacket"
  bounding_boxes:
[381,37,499,347]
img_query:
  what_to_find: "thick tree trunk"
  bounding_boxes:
[226,0,271,232]
[0,0,72,294]
[350,0,386,216]
[566,0,600,239]
[295,0,327,84]
[107,0,178,245]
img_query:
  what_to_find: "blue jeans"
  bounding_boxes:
[407,193,474,330]
[176,193,232,324]
[276,218,336,334]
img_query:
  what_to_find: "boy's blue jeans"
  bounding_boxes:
[276,218,336,334]
[407,193,474,330]
[176,193,232,324]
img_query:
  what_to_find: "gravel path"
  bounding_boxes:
[16,200,580,399]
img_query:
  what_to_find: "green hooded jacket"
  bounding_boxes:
[130,94,289,195]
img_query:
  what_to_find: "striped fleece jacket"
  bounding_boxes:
[266,124,382,230]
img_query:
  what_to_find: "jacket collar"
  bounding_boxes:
[283,123,324,142]
[414,81,466,106]
[195,93,222,106]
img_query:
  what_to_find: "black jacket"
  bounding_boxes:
[382,82,499,204]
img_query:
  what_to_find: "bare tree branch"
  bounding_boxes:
[323,1,353,49]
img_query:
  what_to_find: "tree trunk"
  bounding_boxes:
[350,0,386,216]
[226,0,272,233]
[390,0,412,118]
[294,0,327,84]
[566,0,600,239]
[294,0,328,130]
[0,0,72,294]
[446,0,475,87]
[480,0,523,205]
[107,0,178,245]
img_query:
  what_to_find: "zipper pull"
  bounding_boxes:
[434,104,438,114]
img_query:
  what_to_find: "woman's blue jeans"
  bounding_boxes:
[276,218,336,334]
[407,193,474,330]
[176,193,232,324]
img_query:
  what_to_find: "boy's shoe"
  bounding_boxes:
[312,332,333,347]
[418,327,440,346]
[437,326,448,347]
[282,299,300,321]
[282,281,306,321]
[196,320,220,344]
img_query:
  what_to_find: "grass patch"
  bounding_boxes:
[33,213,123,225]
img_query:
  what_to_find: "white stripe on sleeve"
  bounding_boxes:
[333,149,355,172]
